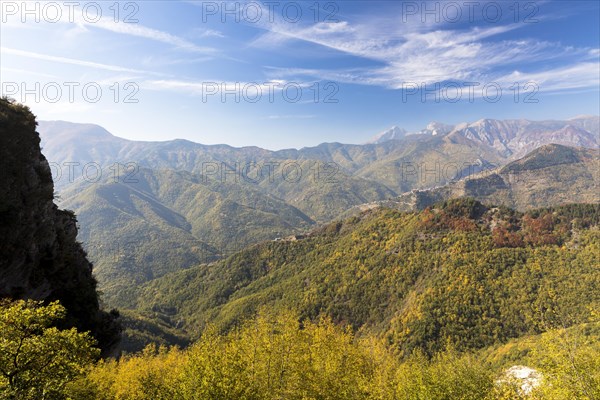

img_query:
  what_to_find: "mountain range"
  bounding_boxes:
[37,117,599,306]
[367,117,598,156]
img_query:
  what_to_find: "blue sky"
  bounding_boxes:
[1,0,599,149]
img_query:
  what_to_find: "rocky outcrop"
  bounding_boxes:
[498,366,543,395]
[0,98,120,356]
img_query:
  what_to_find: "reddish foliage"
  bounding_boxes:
[419,210,477,232]
[522,214,560,246]
[492,226,525,248]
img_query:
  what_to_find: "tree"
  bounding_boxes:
[529,320,600,400]
[0,299,99,400]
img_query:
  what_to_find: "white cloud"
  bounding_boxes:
[251,9,599,93]
[142,78,320,97]
[2,3,217,54]
[89,18,217,54]
[140,55,214,68]
[143,79,290,98]
[0,67,59,79]
[496,62,600,92]
[190,28,226,39]
[0,47,150,74]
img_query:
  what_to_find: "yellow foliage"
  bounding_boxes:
[70,311,600,400]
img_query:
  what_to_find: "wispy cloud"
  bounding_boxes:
[0,67,60,79]
[0,47,151,74]
[140,55,214,68]
[143,78,290,97]
[496,62,600,92]
[3,3,217,55]
[251,6,599,93]
[89,18,217,54]
[189,27,226,39]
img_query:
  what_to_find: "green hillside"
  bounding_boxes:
[59,167,316,304]
[128,199,600,357]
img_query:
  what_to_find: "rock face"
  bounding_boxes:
[500,366,543,395]
[0,98,120,356]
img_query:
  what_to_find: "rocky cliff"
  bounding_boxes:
[0,98,120,356]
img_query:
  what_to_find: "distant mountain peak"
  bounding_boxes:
[367,126,407,144]
[367,121,456,143]
[38,120,117,140]
[422,121,454,136]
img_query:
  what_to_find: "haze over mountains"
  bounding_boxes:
[38,116,599,305]
[41,116,599,204]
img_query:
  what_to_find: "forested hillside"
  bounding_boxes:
[126,199,600,357]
